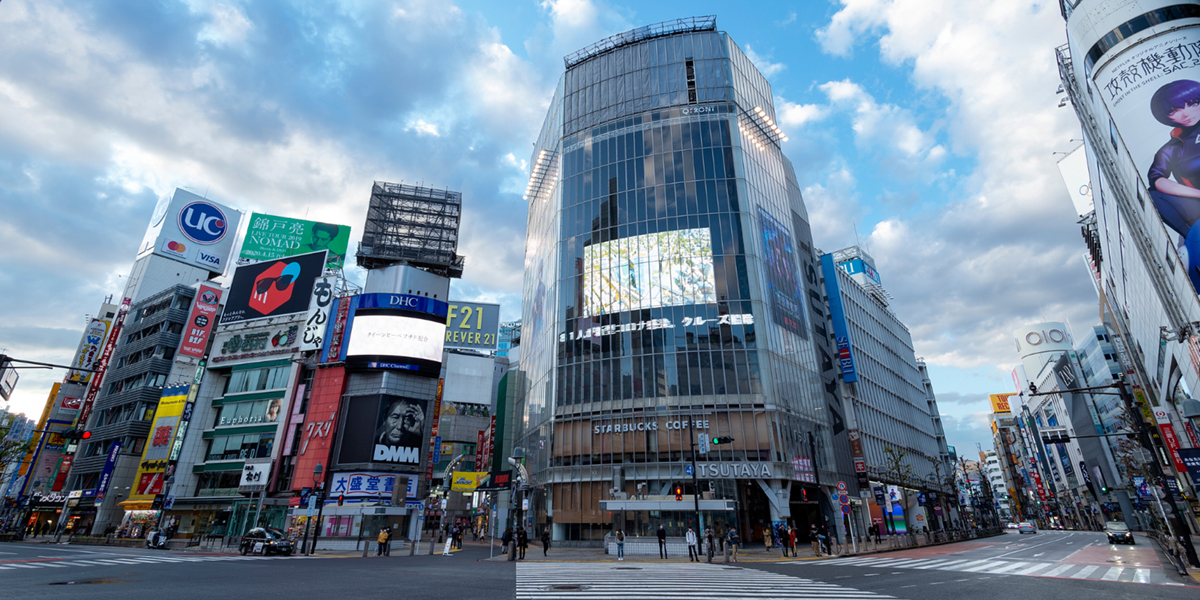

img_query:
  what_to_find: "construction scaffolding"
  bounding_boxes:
[356,181,465,277]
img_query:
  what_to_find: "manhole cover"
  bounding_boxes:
[49,580,132,585]
[546,585,587,591]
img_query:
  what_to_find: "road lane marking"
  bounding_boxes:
[1100,567,1123,581]
[1040,564,1075,577]
[1133,568,1151,583]
[1069,565,1099,579]
[984,561,1029,574]
[1012,563,1053,575]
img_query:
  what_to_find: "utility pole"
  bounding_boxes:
[687,417,702,533]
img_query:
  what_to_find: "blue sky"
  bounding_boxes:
[0,1,1095,457]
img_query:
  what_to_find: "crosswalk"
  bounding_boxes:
[788,555,1182,586]
[517,562,898,600]
[0,553,306,573]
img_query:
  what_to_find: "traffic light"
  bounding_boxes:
[61,429,91,441]
[1040,430,1070,445]
[81,431,91,440]
[337,494,345,506]
[674,485,683,501]
[711,436,734,445]
[1099,484,1109,495]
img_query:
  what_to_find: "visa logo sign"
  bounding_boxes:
[198,251,222,267]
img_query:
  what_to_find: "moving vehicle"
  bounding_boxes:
[1017,522,1037,534]
[239,527,294,556]
[1006,522,1019,529]
[1105,521,1134,545]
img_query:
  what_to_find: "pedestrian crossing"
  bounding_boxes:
[0,553,308,573]
[517,562,897,600]
[787,555,1181,585]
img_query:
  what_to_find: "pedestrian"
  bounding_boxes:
[763,524,772,552]
[616,530,625,561]
[705,526,715,561]
[374,528,388,554]
[728,528,740,562]
[541,527,551,556]
[686,527,698,562]
[501,526,513,554]
[818,524,830,555]
[788,526,798,557]
[656,524,667,559]
[810,524,821,556]
[517,527,528,560]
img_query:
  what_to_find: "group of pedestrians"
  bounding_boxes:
[501,526,542,559]
[616,525,742,562]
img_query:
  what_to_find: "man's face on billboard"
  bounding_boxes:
[383,401,423,444]
[311,229,333,250]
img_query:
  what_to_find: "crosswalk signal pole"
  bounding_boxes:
[688,418,702,535]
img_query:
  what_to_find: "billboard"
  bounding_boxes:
[820,253,858,382]
[337,394,428,467]
[241,212,351,270]
[1056,144,1094,217]
[450,471,488,492]
[758,208,809,339]
[345,315,446,364]
[990,393,1014,414]
[137,188,241,274]
[1091,26,1200,294]
[582,228,716,317]
[179,284,222,358]
[0,361,17,401]
[329,471,418,500]
[222,251,327,324]
[300,276,335,352]
[444,301,500,351]
[66,318,110,384]
[130,386,189,500]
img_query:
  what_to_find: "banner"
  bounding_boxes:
[179,284,223,358]
[95,439,123,502]
[241,212,350,270]
[301,276,335,351]
[78,297,130,428]
[130,386,189,501]
[450,471,488,493]
[67,318,110,384]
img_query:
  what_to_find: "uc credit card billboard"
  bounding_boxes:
[137,188,241,274]
[240,213,351,270]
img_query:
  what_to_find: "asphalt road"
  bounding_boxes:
[747,529,1199,600]
[0,541,515,600]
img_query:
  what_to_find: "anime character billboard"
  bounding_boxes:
[1094,29,1200,293]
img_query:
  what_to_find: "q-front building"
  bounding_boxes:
[513,17,855,544]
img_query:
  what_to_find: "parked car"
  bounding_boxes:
[1105,521,1134,545]
[1017,522,1037,534]
[239,527,294,556]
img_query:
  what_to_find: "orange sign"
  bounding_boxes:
[990,394,1013,414]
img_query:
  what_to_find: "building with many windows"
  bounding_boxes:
[514,17,855,544]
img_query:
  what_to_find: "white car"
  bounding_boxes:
[1006,522,1019,530]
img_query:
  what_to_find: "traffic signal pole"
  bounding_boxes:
[687,418,702,533]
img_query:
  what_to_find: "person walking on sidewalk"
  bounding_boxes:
[501,527,513,554]
[788,526,798,557]
[686,527,698,562]
[728,528,740,562]
[704,526,715,561]
[616,530,626,561]
[818,525,830,556]
[810,524,821,556]
[657,524,667,559]
[541,527,551,557]
[517,527,528,560]
[376,527,389,556]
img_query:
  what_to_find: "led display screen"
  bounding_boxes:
[346,315,446,363]
[582,228,716,317]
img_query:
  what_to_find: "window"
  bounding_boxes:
[225,365,292,394]
[205,433,276,461]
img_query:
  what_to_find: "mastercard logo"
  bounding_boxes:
[167,241,187,252]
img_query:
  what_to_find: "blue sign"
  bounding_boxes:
[917,492,926,506]
[684,464,694,476]
[356,293,449,318]
[432,435,442,464]
[820,254,857,383]
[178,201,229,244]
[367,362,419,371]
[872,486,886,505]
[94,439,123,501]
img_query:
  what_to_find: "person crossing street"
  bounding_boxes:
[686,527,699,561]
[657,524,667,559]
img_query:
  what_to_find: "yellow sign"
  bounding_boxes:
[990,394,1013,414]
[129,386,189,501]
[450,471,488,492]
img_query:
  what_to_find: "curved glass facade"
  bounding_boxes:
[517,26,846,542]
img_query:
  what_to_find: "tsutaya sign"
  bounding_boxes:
[698,462,774,478]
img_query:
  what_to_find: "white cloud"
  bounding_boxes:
[406,119,441,137]
[187,2,254,47]
[815,0,889,57]
[776,100,827,128]
[744,45,786,78]
[803,166,862,250]
[812,1,1093,374]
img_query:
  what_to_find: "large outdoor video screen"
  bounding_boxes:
[582,228,716,317]
[759,208,808,339]
[346,314,446,363]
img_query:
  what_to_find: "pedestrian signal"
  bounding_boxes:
[711,436,734,445]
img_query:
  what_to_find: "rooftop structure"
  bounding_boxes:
[356,181,465,277]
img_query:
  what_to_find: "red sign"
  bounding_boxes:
[476,430,485,470]
[1160,423,1189,475]
[60,397,81,410]
[51,455,73,491]
[78,297,131,428]
[1186,421,1200,448]
[426,379,444,482]
[326,297,350,362]
[178,284,222,358]
[137,472,164,495]
[291,366,346,492]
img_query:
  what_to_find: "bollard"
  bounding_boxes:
[409,539,417,555]
[429,536,436,555]
[723,543,730,564]
[363,540,370,558]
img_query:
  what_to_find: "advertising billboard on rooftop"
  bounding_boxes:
[240,212,351,270]
[137,188,241,275]
[222,251,327,324]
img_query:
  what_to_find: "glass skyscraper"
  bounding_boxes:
[516,17,849,543]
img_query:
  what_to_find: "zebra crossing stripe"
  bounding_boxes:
[1133,568,1152,583]
[1069,565,1099,579]
[1040,564,1075,577]
[983,561,1029,574]
[1100,567,1123,581]
[1011,563,1053,575]
[957,560,1002,572]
